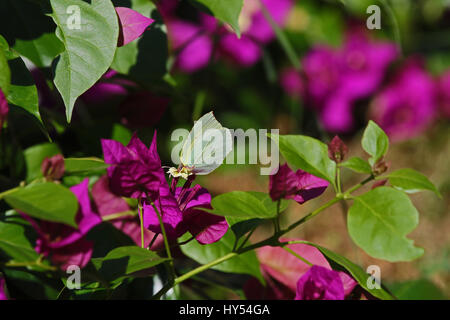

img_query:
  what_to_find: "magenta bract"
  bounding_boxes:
[115,7,154,47]
[101,132,166,200]
[295,265,345,300]
[144,185,228,244]
[269,164,329,204]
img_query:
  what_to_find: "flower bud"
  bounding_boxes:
[372,158,390,176]
[41,154,65,181]
[328,135,348,163]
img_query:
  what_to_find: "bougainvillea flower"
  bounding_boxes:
[0,89,9,133]
[24,179,102,269]
[119,91,169,128]
[244,239,357,299]
[41,154,65,181]
[143,184,228,244]
[0,276,7,300]
[92,175,162,249]
[101,132,166,200]
[115,7,154,47]
[161,0,293,72]
[167,18,216,73]
[282,30,397,132]
[279,68,304,98]
[336,29,398,101]
[82,70,130,104]
[269,164,329,203]
[295,265,345,300]
[370,60,436,142]
[437,70,450,118]
[218,0,294,67]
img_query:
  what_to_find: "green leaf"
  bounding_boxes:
[6,56,42,124]
[340,157,372,174]
[97,246,169,281]
[0,221,39,262]
[348,187,424,262]
[0,47,11,95]
[361,120,389,166]
[180,231,264,283]
[64,157,109,175]
[4,183,79,227]
[389,278,446,300]
[270,134,336,186]
[13,32,64,68]
[301,241,395,300]
[24,143,61,182]
[191,0,243,36]
[50,0,119,122]
[210,191,287,219]
[388,168,441,197]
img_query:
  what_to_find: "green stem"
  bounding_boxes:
[282,246,313,266]
[151,202,175,279]
[259,0,300,70]
[101,210,136,222]
[336,166,342,194]
[154,176,376,297]
[138,198,145,249]
[174,252,237,286]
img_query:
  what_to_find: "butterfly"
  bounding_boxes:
[168,112,233,178]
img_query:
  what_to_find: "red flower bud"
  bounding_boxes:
[371,179,387,189]
[373,158,390,176]
[328,135,348,163]
[41,154,65,181]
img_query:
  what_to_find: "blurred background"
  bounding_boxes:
[1,0,449,299]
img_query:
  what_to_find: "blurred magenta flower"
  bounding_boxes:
[280,68,304,98]
[41,154,65,181]
[244,239,357,299]
[437,70,450,118]
[144,184,228,244]
[269,163,329,203]
[160,0,293,72]
[0,276,7,300]
[217,0,294,67]
[115,7,154,47]
[295,265,345,300]
[82,70,130,104]
[282,29,397,132]
[370,60,436,141]
[92,175,163,249]
[0,89,9,133]
[24,179,102,270]
[101,132,166,200]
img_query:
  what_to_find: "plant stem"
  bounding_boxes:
[154,176,376,297]
[259,0,300,70]
[173,252,237,286]
[282,246,313,266]
[151,202,176,280]
[138,198,145,249]
[101,210,136,222]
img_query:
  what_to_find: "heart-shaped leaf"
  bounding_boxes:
[348,187,424,262]
[50,0,119,122]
